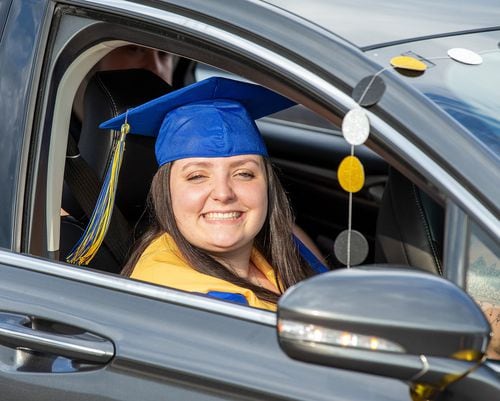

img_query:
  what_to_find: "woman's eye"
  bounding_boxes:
[187,174,206,181]
[235,171,255,179]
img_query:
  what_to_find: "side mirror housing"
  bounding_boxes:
[277,267,491,399]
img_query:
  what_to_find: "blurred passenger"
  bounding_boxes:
[96,45,176,85]
[73,45,178,121]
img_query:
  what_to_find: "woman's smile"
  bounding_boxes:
[202,211,243,221]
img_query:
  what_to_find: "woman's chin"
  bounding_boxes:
[203,238,252,255]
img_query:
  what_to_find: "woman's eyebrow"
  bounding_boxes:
[229,158,261,168]
[181,158,261,171]
[181,161,212,171]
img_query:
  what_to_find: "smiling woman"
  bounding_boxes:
[100,77,328,310]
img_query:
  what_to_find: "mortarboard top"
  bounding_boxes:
[99,76,295,166]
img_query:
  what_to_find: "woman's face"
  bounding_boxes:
[169,155,268,257]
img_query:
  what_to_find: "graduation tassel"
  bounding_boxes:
[66,119,130,266]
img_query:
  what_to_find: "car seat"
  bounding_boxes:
[61,69,173,272]
[374,168,445,275]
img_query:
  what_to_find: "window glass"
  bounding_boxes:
[466,221,500,359]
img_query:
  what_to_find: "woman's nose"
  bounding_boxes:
[211,177,236,202]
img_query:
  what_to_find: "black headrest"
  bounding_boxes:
[78,69,173,223]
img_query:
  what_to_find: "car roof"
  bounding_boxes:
[263,0,500,49]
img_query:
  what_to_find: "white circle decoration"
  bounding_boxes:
[447,48,483,65]
[342,108,370,146]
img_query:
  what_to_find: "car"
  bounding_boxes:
[0,0,498,400]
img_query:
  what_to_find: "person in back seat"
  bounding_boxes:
[99,77,328,311]
[97,45,176,85]
[73,45,178,124]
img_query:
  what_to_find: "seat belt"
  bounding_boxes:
[293,235,329,274]
[64,133,131,265]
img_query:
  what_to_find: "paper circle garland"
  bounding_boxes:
[334,229,369,266]
[352,75,386,107]
[390,56,427,71]
[342,108,370,146]
[335,45,496,268]
[338,155,365,193]
[447,48,483,65]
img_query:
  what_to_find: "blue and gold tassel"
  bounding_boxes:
[66,120,130,265]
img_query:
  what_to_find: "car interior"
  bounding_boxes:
[57,43,446,278]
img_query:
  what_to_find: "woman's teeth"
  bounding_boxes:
[203,212,242,220]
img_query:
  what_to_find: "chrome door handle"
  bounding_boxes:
[0,312,114,363]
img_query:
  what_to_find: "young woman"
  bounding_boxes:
[100,77,328,311]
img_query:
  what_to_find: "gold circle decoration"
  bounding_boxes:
[338,155,365,193]
[390,56,427,71]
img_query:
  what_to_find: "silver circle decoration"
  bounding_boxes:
[342,108,370,146]
[333,229,369,266]
[447,48,483,65]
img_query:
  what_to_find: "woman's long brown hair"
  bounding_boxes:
[122,158,315,303]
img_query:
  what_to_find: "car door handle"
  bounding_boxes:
[0,312,114,364]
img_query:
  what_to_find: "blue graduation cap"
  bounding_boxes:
[67,76,295,266]
[99,76,296,166]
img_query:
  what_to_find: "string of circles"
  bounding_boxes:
[333,46,497,268]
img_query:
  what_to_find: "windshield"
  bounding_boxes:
[367,30,500,161]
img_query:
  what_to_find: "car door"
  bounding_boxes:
[1,248,417,401]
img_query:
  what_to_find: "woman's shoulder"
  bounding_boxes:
[130,233,227,289]
[129,233,277,311]
[131,233,187,277]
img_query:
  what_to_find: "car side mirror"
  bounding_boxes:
[277,267,492,400]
